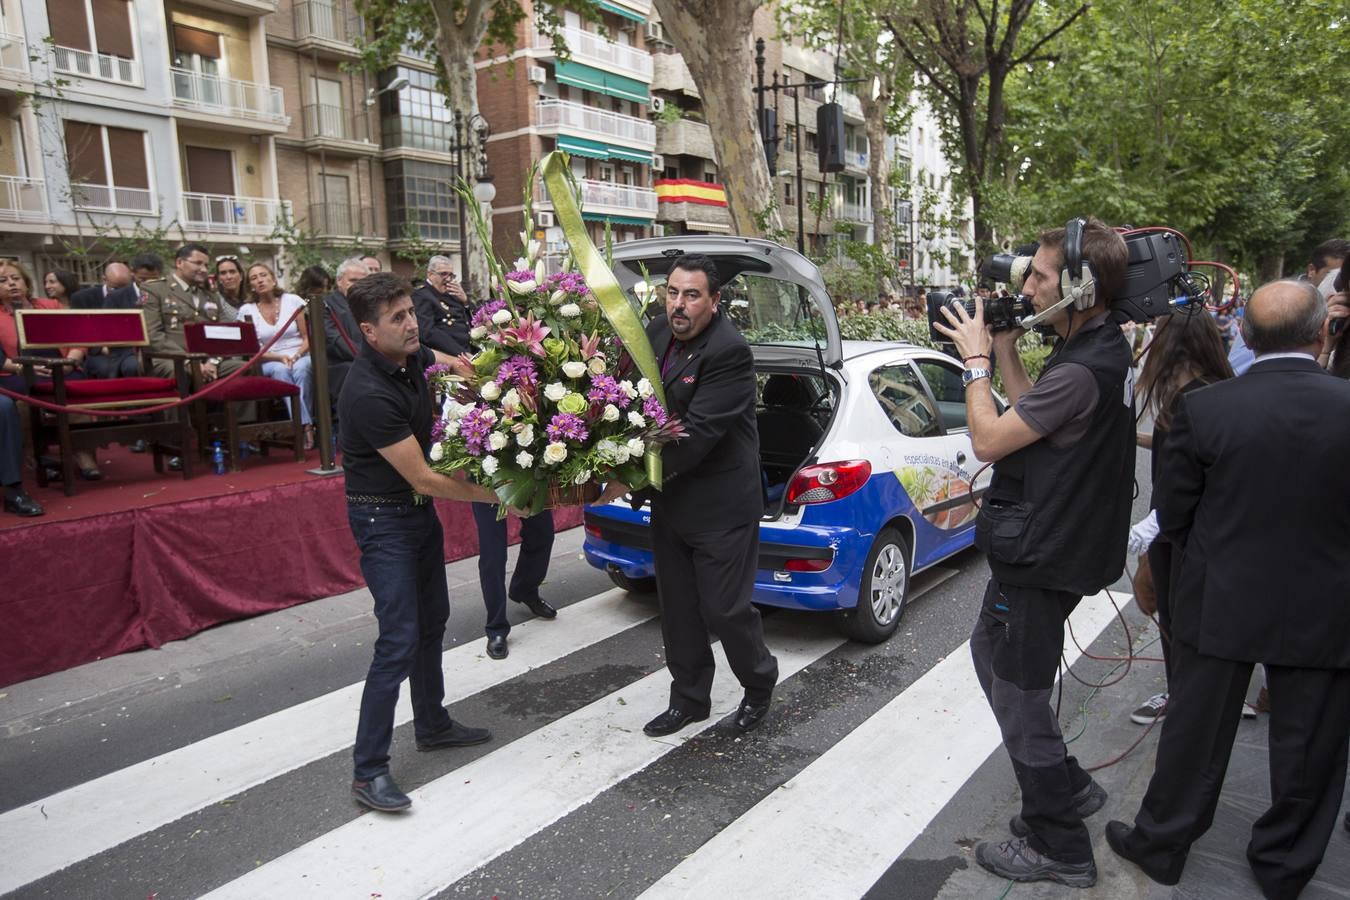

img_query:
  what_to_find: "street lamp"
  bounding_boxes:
[450,111,491,287]
[364,75,409,107]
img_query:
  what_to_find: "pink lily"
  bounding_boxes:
[490,312,551,358]
[578,331,604,360]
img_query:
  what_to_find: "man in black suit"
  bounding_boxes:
[71,261,131,310]
[321,257,368,422]
[599,253,778,737]
[1107,280,1350,899]
[411,256,473,356]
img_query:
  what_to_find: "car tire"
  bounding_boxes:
[838,527,911,644]
[607,569,656,594]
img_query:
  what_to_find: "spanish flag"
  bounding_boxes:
[653,179,728,208]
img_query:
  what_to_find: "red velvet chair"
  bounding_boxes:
[15,309,195,494]
[184,321,304,471]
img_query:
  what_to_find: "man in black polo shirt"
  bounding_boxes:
[339,272,501,813]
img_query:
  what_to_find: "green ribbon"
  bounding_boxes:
[539,150,664,490]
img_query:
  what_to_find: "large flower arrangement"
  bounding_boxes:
[426,162,683,515]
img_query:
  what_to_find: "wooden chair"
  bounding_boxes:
[15,308,195,494]
[183,321,304,471]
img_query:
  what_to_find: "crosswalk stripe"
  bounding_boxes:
[201,619,846,899]
[0,588,651,895]
[638,590,1131,899]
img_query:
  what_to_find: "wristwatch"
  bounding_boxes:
[962,366,992,387]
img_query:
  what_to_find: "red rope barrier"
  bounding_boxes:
[0,306,307,417]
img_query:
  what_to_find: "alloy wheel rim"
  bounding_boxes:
[870,543,907,625]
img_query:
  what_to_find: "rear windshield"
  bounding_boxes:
[635,273,826,347]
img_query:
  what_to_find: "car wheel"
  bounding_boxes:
[607,569,656,594]
[838,527,910,644]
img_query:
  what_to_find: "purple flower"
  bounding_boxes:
[546,412,589,443]
[496,355,538,389]
[642,395,668,427]
[546,271,591,296]
[425,363,453,379]
[505,269,537,284]
[458,405,496,456]
[430,416,446,443]
[586,373,631,409]
[471,299,508,329]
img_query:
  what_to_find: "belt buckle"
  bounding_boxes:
[412,492,429,506]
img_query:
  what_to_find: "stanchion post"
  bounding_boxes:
[306,292,341,476]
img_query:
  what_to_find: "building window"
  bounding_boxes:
[703,170,717,184]
[380,67,452,152]
[63,119,152,211]
[48,0,138,83]
[805,130,817,153]
[784,181,794,206]
[663,165,679,179]
[385,159,460,242]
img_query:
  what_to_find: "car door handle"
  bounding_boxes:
[956,451,967,465]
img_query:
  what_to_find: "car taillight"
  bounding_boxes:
[784,556,832,572]
[585,522,603,539]
[785,460,872,505]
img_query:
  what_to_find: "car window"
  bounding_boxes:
[916,359,968,432]
[869,363,941,438]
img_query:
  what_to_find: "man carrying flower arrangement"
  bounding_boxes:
[597,253,779,737]
[338,273,502,814]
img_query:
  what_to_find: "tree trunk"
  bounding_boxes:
[1258,253,1284,284]
[859,89,894,292]
[430,0,492,295]
[653,0,781,237]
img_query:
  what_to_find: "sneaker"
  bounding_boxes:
[975,838,1097,888]
[1010,780,1107,838]
[1130,692,1168,726]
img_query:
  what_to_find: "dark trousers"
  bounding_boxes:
[971,579,1094,863]
[1,395,21,486]
[347,501,454,780]
[651,515,778,716]
[1147,539,1176,683]
[84,350,140,379]
[470,502,555,638]
[1123,637,1350,898]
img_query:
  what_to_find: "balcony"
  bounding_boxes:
[535,99,654,151]
[656,199,732,233]
[656,117,715,161]
[71,182,154,214]
[837,202,873,224]
[308,202,375,237]
[538,177,656,220]
[181,192,288,236]
[0,33,31,87]
[302,104,378,156]
[170,68,288,132]
[844,147,869,174]
[53,45,141,87]
[0,175,47,223]
[651,52,698,98]
[534,26,652,81]
[293,0,363,58]
[188,0,277,15]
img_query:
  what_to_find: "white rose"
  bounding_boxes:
[502,388,521,409]
[561,361,587,378]
[627,411,646,428]
[637,377,654,398]
[480,380,501,401]
[488,432,509,451]
[627,437,646,457]
[559,302,582,318]
[573,469,591,485]
[602,404,620,422]
[544,382,567,402]
[619,380,639,399]
[516,424,535,447]
[549,289,567,307]
[491,308,512,325]
[469,325,488,340]
[588,356,606,375]
[516,450,534,468]
[543,442,567,465]
[442,398,467,421]
[429,442,445,462]
[610,444,630,464]
[483,408,498,423]
[481,455,499,476]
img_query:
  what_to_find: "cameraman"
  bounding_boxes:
[1318,266,1349,377]
[934,217,1132,889]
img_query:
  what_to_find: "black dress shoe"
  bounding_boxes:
[352,773,411,812]
[1011,779,1107,837]
[415,721,492,751]
[1104,820,1180,886]
[733,696,772,733]
[78,466,102,481]
[3,488,44,517]
[514,596,558,619]
[486,635,508,659]
[643,707,709,737]
[129,439,148,453]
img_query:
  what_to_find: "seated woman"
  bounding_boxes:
[237,263,315,448]
[43,269,78,308]
[1,387,41,517]
[214,256,246,311]
[0,260,101,480]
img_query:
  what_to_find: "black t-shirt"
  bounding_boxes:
[338,342,437,495]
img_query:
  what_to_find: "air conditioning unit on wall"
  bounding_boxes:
[645,21,664,42]
[649,96,665,114]
[651,154,664,170]
[536,211,556,227]
[527,66,547,85]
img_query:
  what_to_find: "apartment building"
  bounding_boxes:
[903,96,974,292]
[477,0,657,272]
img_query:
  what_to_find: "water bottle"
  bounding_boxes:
[212,441,226,475]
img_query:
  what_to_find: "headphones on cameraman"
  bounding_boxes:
[1060,217,1098,312]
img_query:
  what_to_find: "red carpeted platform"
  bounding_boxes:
[0,445,582,688]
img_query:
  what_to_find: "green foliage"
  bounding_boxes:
[268,208,374,276]
[656,102,683,125]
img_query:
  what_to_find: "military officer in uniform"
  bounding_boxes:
[142,243,242,381]
[410,256,472,356]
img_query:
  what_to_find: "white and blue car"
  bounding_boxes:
[583,237,996,643]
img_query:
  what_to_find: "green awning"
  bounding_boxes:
[583,212,654,225]
[597,1,646,23]
[554,58,649,104]
[556,134,653,166]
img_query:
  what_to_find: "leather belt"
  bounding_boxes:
[345,491,429,506]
